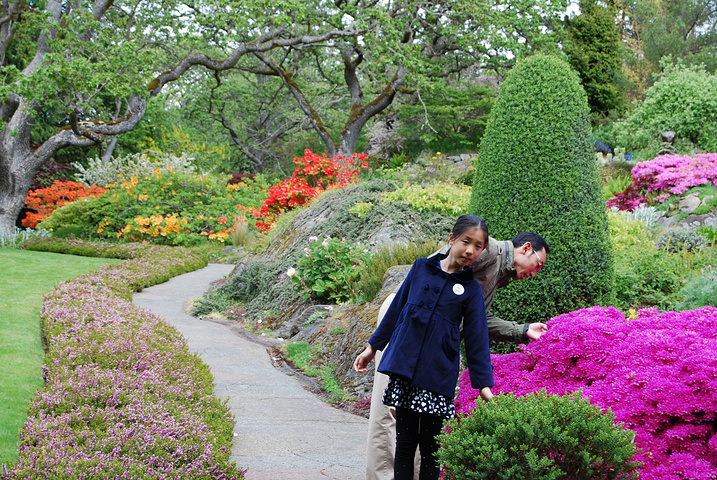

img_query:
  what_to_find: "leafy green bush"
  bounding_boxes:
[382,182,471,216]
[291,236,372,303]
[468,54,614,324]
[438,390,641,479]
[657,227,708,253]
[615,59,717,157]
[677,265,717,310]
[609,210,679,310]
[697,225,717,244]
[350,240,443,304]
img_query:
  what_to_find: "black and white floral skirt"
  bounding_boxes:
[383,376,455,419]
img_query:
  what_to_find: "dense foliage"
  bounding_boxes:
[468,54,614,325]
[440,390,640,479]
[5,239,244,479]
[455,306,717,480]
[563,0,626,118]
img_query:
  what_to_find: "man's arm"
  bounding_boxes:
[486,312,548,344]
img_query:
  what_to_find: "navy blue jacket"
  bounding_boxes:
[369,253,494,399]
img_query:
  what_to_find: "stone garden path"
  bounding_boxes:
[132,263,368,480]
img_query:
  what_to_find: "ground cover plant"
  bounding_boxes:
[3,238,244,479]
[454,306,717,480]
[607,153,717,211]
[0,249,120,468]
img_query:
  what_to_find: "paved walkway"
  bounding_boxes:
[132,263,368,480]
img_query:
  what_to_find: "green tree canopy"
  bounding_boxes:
[564,0,626,118]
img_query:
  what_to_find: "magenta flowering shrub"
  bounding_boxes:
[607,153,717,210]
[455,306,717,480]
[4,241,244,479]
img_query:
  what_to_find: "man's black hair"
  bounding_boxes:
[511,232,550,254]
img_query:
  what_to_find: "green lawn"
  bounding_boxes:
[0,249,120,468]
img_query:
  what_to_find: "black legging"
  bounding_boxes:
[394,406,445,480]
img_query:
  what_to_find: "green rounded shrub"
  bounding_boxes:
[438,390,641,479]
[468,54,614,325]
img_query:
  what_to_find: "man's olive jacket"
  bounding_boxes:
[439,236,529,344]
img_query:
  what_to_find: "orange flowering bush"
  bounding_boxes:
[249,149,369,232]
[22,180,106,228]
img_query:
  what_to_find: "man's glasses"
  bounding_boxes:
[532,248,544,272]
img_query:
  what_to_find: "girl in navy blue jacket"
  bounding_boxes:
[354,214,494,480]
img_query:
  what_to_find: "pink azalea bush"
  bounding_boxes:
[4,239,244,479]
[455,306,717,480]
[607,153,717,211]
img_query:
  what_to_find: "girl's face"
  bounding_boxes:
[448,227,487,268]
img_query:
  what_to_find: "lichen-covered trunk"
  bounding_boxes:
[0,151,36,234]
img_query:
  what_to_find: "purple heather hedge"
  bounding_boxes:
[4,238,244,479]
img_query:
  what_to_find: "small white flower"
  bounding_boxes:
[327,306,334,312]
[309,236,318,242]
[286,267,296,277]
[322,240,328,248]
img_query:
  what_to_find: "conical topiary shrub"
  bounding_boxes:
[468,54,614,328]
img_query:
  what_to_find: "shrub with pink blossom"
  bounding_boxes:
[4,239,244,479]
[455,306,717,480]
[607,153,717,211]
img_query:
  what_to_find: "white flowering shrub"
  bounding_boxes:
[73,151,198,187]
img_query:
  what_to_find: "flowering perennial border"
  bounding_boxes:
[4,238,244,479]
[455,306,717,480]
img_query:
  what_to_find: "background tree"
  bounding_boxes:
[395,81,495,157]
[167,0,568,164]
[616,0,717,99]
[563,0,626,119]
[468,54,614,336]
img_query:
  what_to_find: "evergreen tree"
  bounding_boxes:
[564,0,626,117]
[468,54,614,328]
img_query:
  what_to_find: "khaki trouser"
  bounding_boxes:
[365,294,420,480]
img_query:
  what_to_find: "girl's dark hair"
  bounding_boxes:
[452,214,488,240]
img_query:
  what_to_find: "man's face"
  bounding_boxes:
[514,244,546,280]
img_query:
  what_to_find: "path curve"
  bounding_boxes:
[132,263,368,480]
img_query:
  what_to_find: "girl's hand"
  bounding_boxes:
[353,345,377,373]
[480,386,494,402]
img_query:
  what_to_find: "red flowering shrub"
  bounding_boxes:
[455,306,717,480]
[248,149,368,232]
[23,180,106,229]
